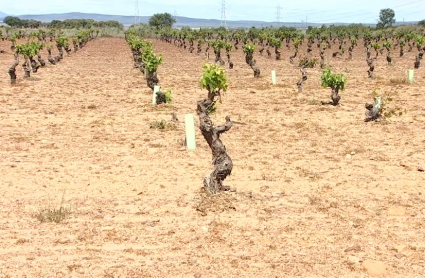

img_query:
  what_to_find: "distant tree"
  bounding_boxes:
[3,16,23,27]
[3,16,41,28]
[149,13,176,29]
[49,20,63,28]
[377,8,396,29]
[419,20,425,27]
[27,19,41,28]
[43,19,123,29]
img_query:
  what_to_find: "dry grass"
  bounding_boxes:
[149,119,177,130]
[33,206,72,223]
[389,76,410,85]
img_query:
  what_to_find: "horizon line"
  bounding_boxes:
[0,11,419,25]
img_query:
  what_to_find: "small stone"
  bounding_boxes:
[145,221,157,227]
[418,166,424,172]
[56,237,71,244]
[394,245,406,253]
[388,206,406,216]
[344,245,361,252]
[347,256,360,264]
[395,253,405,259]
[351,151,356,155]
[244,252,256,258]
[363,260,387,276]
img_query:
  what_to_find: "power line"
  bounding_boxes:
[309,10,375,23]
[276,4,283,23]
[219,0,227,28]
[134,0,140,25]
[269,0,371,21]
[174,10,178,25]
[393,0,424,8]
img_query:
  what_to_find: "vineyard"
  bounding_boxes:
[0,23,425,277]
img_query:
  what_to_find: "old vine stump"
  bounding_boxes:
[197,99,233,194]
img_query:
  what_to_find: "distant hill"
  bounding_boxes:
[2,12,419,28]
[16,12,309,28]
[0,11,7,20]
[10,12,366,28]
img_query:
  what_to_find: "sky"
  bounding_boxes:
[1,0,424,23]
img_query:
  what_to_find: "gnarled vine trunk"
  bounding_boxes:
[320,50,325,68]
[307,40,313,54]
[386,52,392,65]
[245,53,260,77]
[22,57,31,78]
[132,49,143,69]
[146,71,159,90]
[364,97,382,122]
[64,46,71,54]
[30,57,39,73]
[197,99,233,194]
[259,46,265,55]
[330,86,341,106]
[366,46,371,60]
[275,47,281,60]
[367,57,375,78]
[37,52,46,67]
[214,49,225,66]
[296,68,307,93]
[226,53,233,69]
[400,46,404,57]
[47,49,56,65]
[414,50,423,69]
[205,45,210,59]
[8,53,19,84]
[289,51,297,64]
[57,44,64,60]
[348,46,353,60]
[155,91,166,105]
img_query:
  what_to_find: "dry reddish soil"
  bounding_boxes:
[0,37,425,277]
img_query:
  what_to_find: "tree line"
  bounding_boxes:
[3,16,123,29]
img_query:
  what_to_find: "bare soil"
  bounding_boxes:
[0,37,424,277]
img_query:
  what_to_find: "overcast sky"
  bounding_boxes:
[1,0,424,23]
